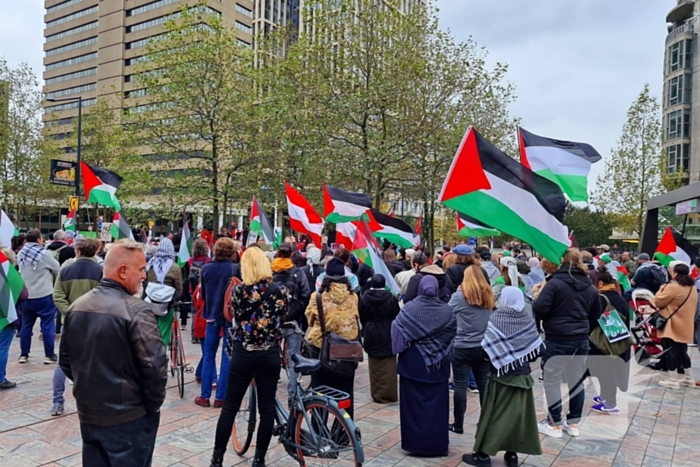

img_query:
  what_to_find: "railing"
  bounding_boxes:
[666,16,697,44]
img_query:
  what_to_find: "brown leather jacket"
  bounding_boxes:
[59,279,168,426]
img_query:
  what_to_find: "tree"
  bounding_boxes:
[593,84,664,235]
[563,203,614,249]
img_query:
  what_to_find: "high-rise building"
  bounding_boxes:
[663,0,698,183]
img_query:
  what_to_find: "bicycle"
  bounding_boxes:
[171,301,194,398]
[280,323,314,389]
[232,353,365,466]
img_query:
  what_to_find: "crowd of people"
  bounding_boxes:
[1,229,699,467]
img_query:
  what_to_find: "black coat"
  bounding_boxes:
[445,263,490,294]
[404,266,453,304]
[300,264,324,294]
[533,267,602,341]
[385,260,407,278]
[358,289,400,358]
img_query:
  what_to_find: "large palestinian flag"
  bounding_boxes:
[177,214,192,268]
[368,209,420,248]
[351,220,400,295]
[457,212,500,237]
[81,162,123,210]
[323,184,372,223]
[63,209,77,232]
[110,212,134,241]
[0,250,24,326]
[654,227,698,267]
[518,127,602,202]
[0,208,18,248]
[285,182,324,248]
[250,196,275,245]
[439,127,570,264]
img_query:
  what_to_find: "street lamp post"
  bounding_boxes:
[46,96,82,197]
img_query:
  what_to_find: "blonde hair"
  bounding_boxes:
[561,248,587,273]
[461,265,495,309]
[241,246,273,285]
[442,253,457,271]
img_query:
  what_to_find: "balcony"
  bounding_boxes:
[667,0,695,24]
[666,16,697,44]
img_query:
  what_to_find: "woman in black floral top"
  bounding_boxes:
[210,246,287,467]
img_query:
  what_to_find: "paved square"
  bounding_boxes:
[1,330,698,466]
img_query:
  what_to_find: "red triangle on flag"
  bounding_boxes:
[518,127,532,169]
[80,161,102,202]
[251,196,259,220]
[656,226,676,255]
[322,183,335,219]
[438,127,491,203]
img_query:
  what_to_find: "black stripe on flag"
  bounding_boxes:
[369,208,415,234]
[672,229,699,262]
[458,212,496,229]
[326,185,372,208]
[519,127,602,163]
[89,164,123,189]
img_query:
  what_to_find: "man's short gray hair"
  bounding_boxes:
[53,230,67,241]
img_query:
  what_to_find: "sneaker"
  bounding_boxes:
[448,381,455,391]
[562,421,580,437]
[503,452,518,467]
[51,403,64,416]
[592,395,604,404]
[592,403,620,415]
[194,396,210,407]
[448,423,463,434]
[18,355,28,364]
[0,379,17,390]
[462,452,491,467]
[538,419,562,439]
[44,355,58,364]
[468,386,479,394]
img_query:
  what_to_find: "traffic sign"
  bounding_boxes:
[468,237,477,246]
[148,220,154,228]
[68,196,79,212]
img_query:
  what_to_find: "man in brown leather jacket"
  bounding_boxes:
[60,240,168,467]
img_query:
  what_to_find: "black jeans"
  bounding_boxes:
[80,412,160,467]
[451,347,490,430]
[214,343,280,455]
[662,338,689,374]
[542,339,589,425]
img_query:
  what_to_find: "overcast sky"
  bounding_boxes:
[0,0,671,189]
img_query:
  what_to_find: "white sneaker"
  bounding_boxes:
[538,419,562,439]
[562,421,580,437]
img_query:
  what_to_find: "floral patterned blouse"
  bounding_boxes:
[231,279,288,351]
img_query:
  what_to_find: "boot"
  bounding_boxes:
[209,448,225,467]
[251,448,266,467]
[679,369,697,388]
[658,370,681,389]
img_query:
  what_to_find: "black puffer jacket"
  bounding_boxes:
[358,288,400,358]
[404,265,453,304]
[60,279,168,427]
[446,263,490,294]
[533,266,602,341]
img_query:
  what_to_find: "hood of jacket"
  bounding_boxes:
[419,264,448,288]
[362,288,392,305]
[551,266,592,291]
[326,282,353,305]
[47,241,68,251]
[271,257,294,273]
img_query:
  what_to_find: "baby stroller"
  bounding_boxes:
[629,289,665,369]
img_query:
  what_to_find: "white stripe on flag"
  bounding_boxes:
[525,146,592,176]
[331,199,369,218]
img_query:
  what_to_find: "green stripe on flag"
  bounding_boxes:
[654,252,673,268]
[535,169,589,202]
[88,187,121,210]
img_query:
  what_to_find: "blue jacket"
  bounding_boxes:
[200,259,241,323]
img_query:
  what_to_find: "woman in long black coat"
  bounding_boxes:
[359,275,400,403]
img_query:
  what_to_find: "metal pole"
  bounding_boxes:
[682,214,688,237]
[75,96,82,198]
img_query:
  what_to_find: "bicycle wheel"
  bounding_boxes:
[294,401,361,467]
[231,383,257,456]
[176,333,185,398]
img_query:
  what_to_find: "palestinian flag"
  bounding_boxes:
[654,226,698,267]
[368,208,420,248]
[335,222,357,251]
[177,213,192,267]
[110,212,134,241]
[568,231,578,249]
[0,208,18,249]
[0,250,24,325]
[616,266,632,291]
[351,219,400,295]
[519,127,602,202]
[81,162,123,210]
[63,209,77,231]
[439,127,570,264]
[323,184,372,223]
[250,196,275,244]
[415,214,422,236]
[457,212,500,237]
[285,182,324,248]
[386,203,395,218]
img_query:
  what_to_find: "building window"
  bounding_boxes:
[125,88,148,98]
[46,6,98,29]
[46,21,98,42]
[44,117,75,127]
[235,21,253,34]
[238,39,251,48]
[45,67,97,85]
[125,36,159,50]
[46,37,97,57]
[44,98,96,113]
[126,7,220,33]
[236,3,253,18]
[127,0,179,17]
[45,83,96,99]
[668,39,693,73]
[125,55,150,67]
[666,109,692,140]
[667,74,692,106]
[667,143,691,173]
[47,0,84,14]
[45,52,97,71]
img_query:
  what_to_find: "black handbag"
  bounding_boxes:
[317,293,363,377]
[651,288,692,332]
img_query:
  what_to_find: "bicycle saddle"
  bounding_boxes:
[292,353,322,374]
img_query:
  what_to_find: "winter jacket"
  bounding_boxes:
[358,288,400,357]
[395,269,415,296]
[59,279,168,427]
[385,260,407,278]
[622,259,637,276]
[201,259,241,322]
[305,282,359,349]
[652,282,698,344]
[404,265,453,304]
[482,261,500,285]
[631,263,662,293]
[146,262,183,296]
[46,241,76,266]
[448,291,491,349]
[18,246,60,299]
[53,257,103,315]
[446,263,490,293]
[271,258,311,326]
[301,264,325,294]
[533,266,602,341]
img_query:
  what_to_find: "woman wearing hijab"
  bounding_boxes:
[359,274,401,403]
[146,238,183,347]
[527,257,545,285]
[462,287,543,467]
[392,275,457,457]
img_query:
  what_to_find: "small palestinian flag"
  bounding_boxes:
[110,212,134,240]
[368,208,420,248]
[335,222,357,251]
[386,203,395,218]
[414,214,422,236]
[81,162,123,210]
[0,208,18,249]
[250,196,275,245]
[0,250,24,325]
[323,184,372,223]
[351,219,400,295]
[457,212,500,237]
[285,182,324,248]
[439,127,569,264]
[568,231,578,249]
[654,226,698,267]
[177,213,193,267]
[519,127,602,202]
[63,209,77,232]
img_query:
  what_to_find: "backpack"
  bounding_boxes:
[649,265,666,292]
[273,268,301,321]
[189,259,207,291]
[49,244,67,262]
[222,275,242,323]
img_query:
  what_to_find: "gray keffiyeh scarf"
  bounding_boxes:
[18,242,46,269]
[147,238,176,283]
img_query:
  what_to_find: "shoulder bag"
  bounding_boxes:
[651,287,692,332]
[589,295,634,357]
[317,293,363,377]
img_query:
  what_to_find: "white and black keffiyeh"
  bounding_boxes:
[147,238,176,284]
[18,242,46,269]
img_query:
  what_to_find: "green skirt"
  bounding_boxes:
[156,308,174,348]
[473,373,542,456]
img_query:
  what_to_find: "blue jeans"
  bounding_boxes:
[53,366,66,405]
[20,295,57,358]
[81,412,160,467]
[0,326,14,383]
[542,339,589,425]
[200,321,229,401]
[195,340,217,384]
